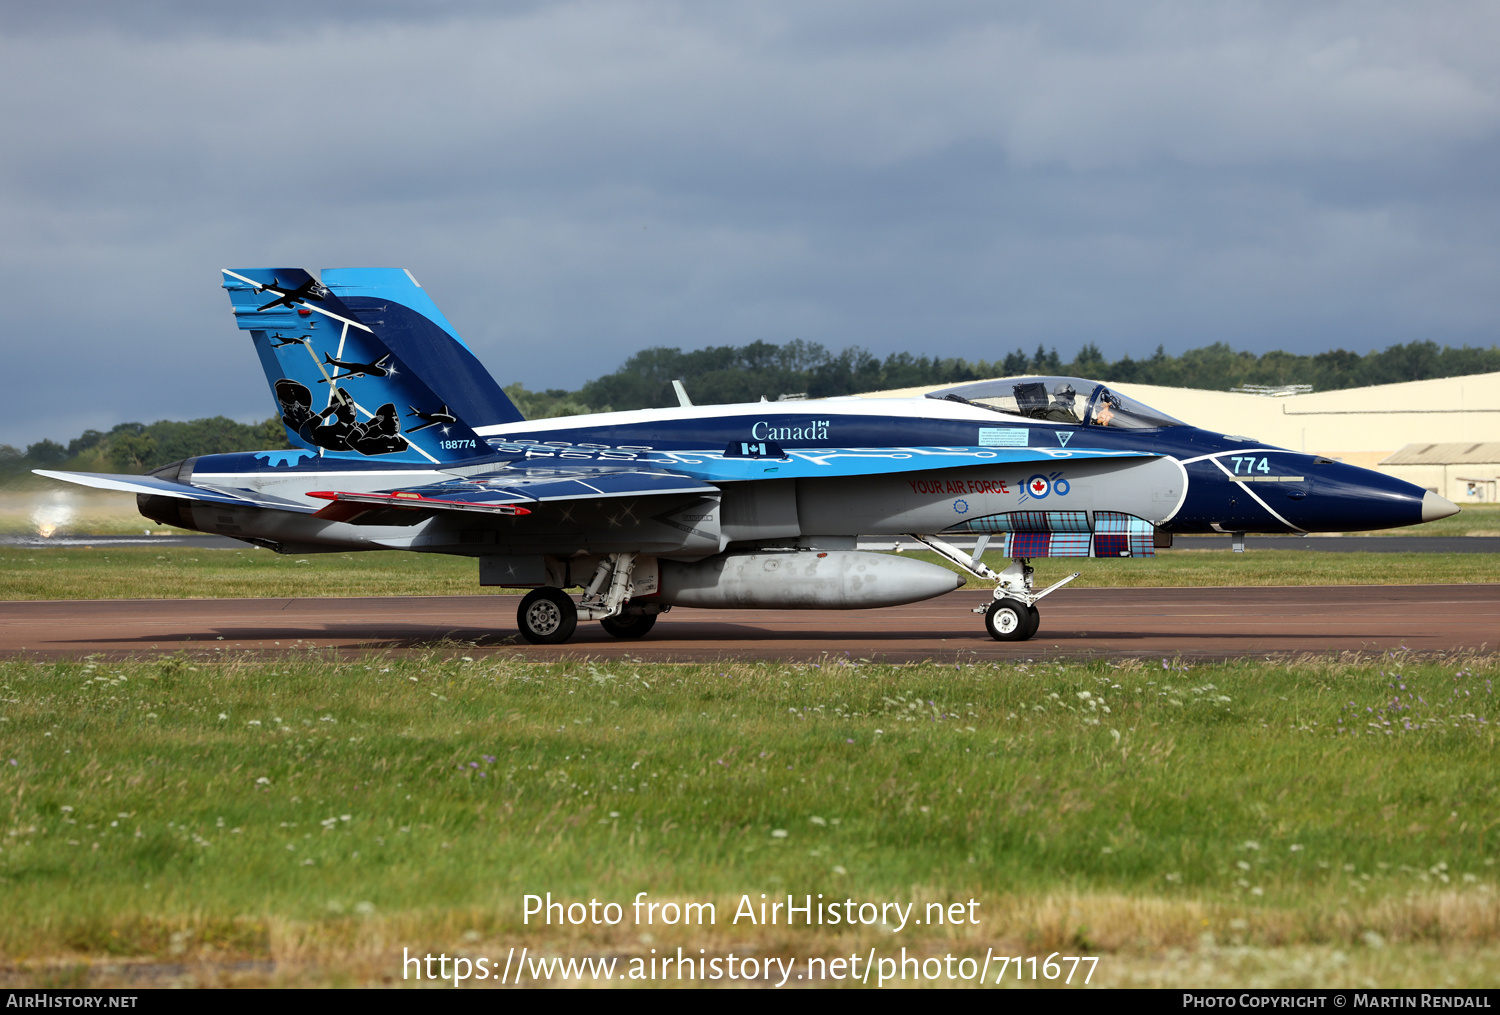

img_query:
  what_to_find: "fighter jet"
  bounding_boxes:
[34,266,1461,647]
[405,404,458,432]
[254,276,330,312]
[319,351,393,382]
[268,333,308,349]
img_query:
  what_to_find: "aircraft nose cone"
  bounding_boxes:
[1422,491,1460,522]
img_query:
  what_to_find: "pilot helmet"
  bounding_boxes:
[1052,382,1076,401]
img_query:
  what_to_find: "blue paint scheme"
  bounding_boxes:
[321,268,471,349]
[253,449,318,468]
[190,444,1144,483]
[388,466,718,505]
[192,450,497,475]
[603,446,1146,483]
[337,296,524,428]
[223,268,492,463]
[322,267,524,427]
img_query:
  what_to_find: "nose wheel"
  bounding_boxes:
[907,535,1079,644]
[985,598,1039,641]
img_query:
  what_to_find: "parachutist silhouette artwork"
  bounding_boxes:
[273,379,408,456]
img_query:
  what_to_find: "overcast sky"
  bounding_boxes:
[3,1,1498,447]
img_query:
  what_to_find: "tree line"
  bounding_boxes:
[6,338,1498,473]
[2,417,291,478]
[507,338,1500,417]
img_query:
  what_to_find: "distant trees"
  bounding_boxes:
[527,337,1500,413]
[570,339,1003,409]
[3,417,293,477]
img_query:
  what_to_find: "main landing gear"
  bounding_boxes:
[516,587,577,644]
[515,552,666,645]
[908,534,1079,643]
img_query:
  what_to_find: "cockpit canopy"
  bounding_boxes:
[926,376,1184,430]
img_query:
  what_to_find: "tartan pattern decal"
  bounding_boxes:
[951,510,1156,558]
[1007,532,1052,558]
[953,510,1090,533]
[1093,510,1155,557]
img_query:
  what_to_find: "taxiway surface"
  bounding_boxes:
[1,586,1495,661]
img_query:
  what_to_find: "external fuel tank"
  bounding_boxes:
[657,550,964,609]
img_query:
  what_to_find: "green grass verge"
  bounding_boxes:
[3,545,1498,601]
[1,652,1498,986]
[0,546,493,600]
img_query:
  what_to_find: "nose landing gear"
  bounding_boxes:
[908,534,1079,642]
[984,597,1039,641]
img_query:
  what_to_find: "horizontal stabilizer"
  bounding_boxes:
[32,470,315,513]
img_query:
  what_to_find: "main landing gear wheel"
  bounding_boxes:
[517,588,578,645]
[600,611,658,639]
[985,598,1038,642]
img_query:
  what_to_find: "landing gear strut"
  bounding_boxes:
[908,533,1078,642]
[515,552,665,644]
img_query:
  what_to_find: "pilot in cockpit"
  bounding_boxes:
[1040,382,1081,424]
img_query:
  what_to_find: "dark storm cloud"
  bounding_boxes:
[2,1,1498,445]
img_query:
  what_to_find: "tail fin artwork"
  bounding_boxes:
[222,268,500,466]
[319,268,523,429]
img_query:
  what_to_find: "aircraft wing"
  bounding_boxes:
[32,470,318,513]
[307,464,718,523]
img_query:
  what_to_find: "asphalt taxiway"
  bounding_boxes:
[1,586,1495,661]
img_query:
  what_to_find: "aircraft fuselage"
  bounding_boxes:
[139,396,1441,558]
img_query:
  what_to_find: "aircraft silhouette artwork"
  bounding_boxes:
[35,266,1461,646]
[405,404,458,432]
[253,276,330,312]
[319,351,393,383]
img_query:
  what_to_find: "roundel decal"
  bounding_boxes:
[1026,474,1050,499]
[954,499,969,514]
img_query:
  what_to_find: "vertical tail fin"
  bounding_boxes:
[222,268,493,465]
[320,268,524,428]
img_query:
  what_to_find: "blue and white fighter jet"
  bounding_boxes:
[36,267,1461,644]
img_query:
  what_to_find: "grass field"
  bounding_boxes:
[3,544,1498,602]
[1,651,1498,988]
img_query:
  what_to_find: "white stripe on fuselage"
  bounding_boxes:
[473,396,1033,436]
